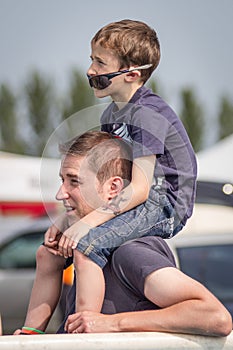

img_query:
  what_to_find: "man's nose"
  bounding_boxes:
[56,184,69,201]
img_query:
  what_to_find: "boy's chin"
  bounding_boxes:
[94,89,109,98]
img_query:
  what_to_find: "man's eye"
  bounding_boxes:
[71,179,81,185]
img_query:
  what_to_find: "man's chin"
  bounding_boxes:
[67,214,79,227]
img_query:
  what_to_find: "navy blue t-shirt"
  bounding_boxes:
[101,86,197,226]
[57,236,176,333]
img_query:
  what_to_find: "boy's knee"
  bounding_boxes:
[36,245,48,263]
[73,250,88,269]
[73,250,100,273]
[36,245,65,271]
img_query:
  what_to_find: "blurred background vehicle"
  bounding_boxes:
[166,135,232,318]
[167,182,233,318]
[0,216,73,335]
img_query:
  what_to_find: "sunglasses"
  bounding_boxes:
[87,64,152,90]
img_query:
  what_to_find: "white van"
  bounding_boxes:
[167,202,233,318]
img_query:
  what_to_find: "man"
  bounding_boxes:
[15,131,232,337]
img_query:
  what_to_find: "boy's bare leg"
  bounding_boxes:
[73,250,105,312]
[23,245,65,332]
[0,314,2,335]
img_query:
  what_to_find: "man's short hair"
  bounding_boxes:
[59,131,132,186]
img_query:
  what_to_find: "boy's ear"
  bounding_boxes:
[107,176,124,199]
[125,69,142,82]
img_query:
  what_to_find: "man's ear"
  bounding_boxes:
[107,176,125,199]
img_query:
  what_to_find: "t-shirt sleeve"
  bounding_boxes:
[130,106,170,159]
[111,236,176,298]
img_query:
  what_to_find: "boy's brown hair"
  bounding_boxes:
[91,19,161,83]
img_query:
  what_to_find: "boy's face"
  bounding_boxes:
[87,42,128,101]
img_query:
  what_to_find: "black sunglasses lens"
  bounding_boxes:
[89,75,112,90]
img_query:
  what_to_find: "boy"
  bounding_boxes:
[48,19,197,318]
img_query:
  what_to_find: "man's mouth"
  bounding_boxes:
[64,206,75,213]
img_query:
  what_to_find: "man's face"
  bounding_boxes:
[56,154,106,226]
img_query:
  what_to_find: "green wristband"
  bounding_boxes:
[22,327,45,334]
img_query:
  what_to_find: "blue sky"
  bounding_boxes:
[1,0,233,145]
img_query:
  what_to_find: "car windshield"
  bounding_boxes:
[0,232,44,269]
[177,244,233,316]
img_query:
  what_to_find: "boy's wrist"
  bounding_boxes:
[20,327,45,335]
[65,220,92,242]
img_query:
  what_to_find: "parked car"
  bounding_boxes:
[167,202,233,318]
[0,216,63,335]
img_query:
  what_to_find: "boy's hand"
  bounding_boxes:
[57,234,75,258]
[44,213,68,255]
[44,226,62,255]
[58,221,92,258]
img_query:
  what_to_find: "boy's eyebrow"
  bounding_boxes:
[90,54,105,63]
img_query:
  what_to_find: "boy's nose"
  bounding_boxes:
[87,63,97,76]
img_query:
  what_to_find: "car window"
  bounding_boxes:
[196,181,233,207]
[177,244,233,315]
[0,231,44,269]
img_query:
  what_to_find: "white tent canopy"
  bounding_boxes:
[0,151,60,202]
[1,134,232,204]
[197,134,233,183]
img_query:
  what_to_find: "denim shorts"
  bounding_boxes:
[77,182,184,268]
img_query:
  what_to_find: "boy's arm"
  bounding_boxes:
[58,155,156,257]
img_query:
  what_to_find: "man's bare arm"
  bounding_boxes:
[65,268,232,336]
